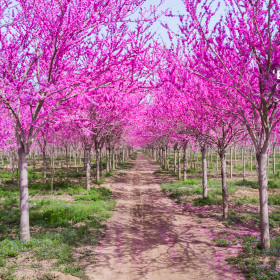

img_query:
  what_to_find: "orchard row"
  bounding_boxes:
[0,0,280,251]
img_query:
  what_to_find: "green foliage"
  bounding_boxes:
[186,168,197,173]
[62,265,87,278]
[93,180,104,186]
[269,171,280,179]
[268,194,280,205]
[161,179,201,198]
[268,180,280,189]
[104,172,112,178]
[232,195,259,205]
[0,184,115,267]
[235,179,258,189]
[193,196,223,206]
[227,236,280,279]
[75,188,112,201]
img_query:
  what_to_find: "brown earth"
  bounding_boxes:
[85,153,245,280]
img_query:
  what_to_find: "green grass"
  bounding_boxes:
[268,194,280,205]
[232,195,259,205]
[0,184,115,271]
[227,235,280,279]
[235,179,258,189]
[193,196,223,206]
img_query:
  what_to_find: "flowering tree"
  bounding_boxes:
[177,0,280,249]
[0,0,160,241]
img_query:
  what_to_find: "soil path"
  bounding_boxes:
[86,153,244,280]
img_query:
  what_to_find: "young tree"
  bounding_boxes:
[178,0,280,249]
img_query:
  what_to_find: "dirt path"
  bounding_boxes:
[86,153,244,280]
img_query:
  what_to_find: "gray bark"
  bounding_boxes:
[178,149,181,179]
[230,147,233,178]
[85,148,91,190]
[183,144,187,181]
[201,147,207,198]
[220,152,228,220]
[18,142,30,241]
[174,147,176,174]
[257,152,270,249]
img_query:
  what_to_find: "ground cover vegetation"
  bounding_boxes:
[144,148,280,279]
[0,0,280,279]
[0,151,135,279]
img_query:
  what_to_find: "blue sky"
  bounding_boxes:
[141,0,226,46]
[143,0,187,45]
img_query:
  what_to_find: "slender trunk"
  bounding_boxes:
[43,150,47,184]
[109,149,112,171]
[210,149,213,166]
[95,147,100,181]
[230,147,233,179]
[167,147,169,170]
[216,152,218,171]
[164,148,166,168]
[183,144,187,181]
[220,152,228,220]
[51,152,54,194]
[85,148,91,190]
[122,149,125,162]
[100,148,103,177]
[33,153,36,170]
[112,149,116,170]
[243,148,246,180]
[251,147,253,172]
[65,146,69,175]
[174,147,176,174]
[257,152,270,250]
[18,141,30,241]
[201,147,207,198]
[273,145,276,175]
[12,154,15,182]
[106,149,110,172]
[234,146,236,167]
[178,149,181,179]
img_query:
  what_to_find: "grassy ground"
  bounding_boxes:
[152,151,280,280]
[0,153,135,279]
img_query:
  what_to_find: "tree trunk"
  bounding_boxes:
[243,148,246,180]
[251,147,253,172]
[106,149,110,172]
[100,148,103,177]
[257,152,270,250]
[11,154,15,182]
[230,147,233,179]
[112,149,116,170]
[85,148,91,190]
[178,149,181,179]
[18,141,30,241]
[183,144,187,181]
[109,149,112,171]
[96,147,100,181]
[51,152,54,194]
[65,146,69,176]
[273,145,276,175]
[216,152,218,171]
[201,147,207,198]
[33,153,36,170]
[166,147,169,171]
[220,152,228,220]
[174,147,176,174]
[43,149,47,184]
